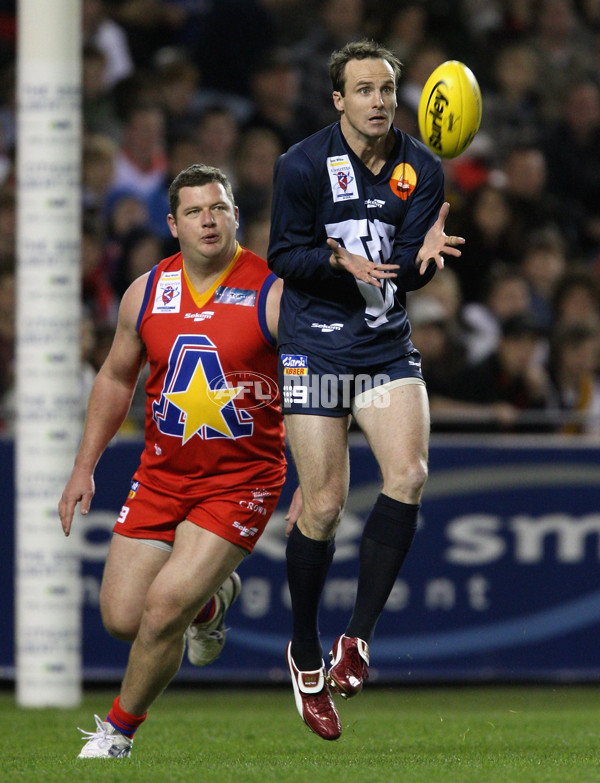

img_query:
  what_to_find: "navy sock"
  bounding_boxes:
[345,493,418,644]
[286,524,335,670]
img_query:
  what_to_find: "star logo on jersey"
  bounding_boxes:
[152,335,253,443]
[164,355,242,442]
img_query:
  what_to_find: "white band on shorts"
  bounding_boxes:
[351,376,426,417]
[136,537,173,553]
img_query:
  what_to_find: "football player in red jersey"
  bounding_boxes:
[59,164,286,758]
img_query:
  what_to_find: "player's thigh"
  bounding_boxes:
[100,533,171,637]
[144,521,246,628]
[354,382,430,499]
[284,413,350,526]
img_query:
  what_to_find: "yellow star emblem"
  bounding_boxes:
[164,358,242,443]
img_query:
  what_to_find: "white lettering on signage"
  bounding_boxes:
[445,513,600,565]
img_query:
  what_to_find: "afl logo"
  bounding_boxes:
[389,163,417,200]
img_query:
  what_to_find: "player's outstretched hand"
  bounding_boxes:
[58,467,95,537]
[416,202,465,275]
[327,238,399,287]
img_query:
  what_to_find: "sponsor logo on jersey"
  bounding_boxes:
[185,311,214,321]
[327,155,359,202]
[153,270,182,313]
[214,286,257,306]
[239,499,268,516]
[252,488,272,500]
[389,163,417,200]
[281,354,308,375]
[311,322,344,333]
[365,198,386,208]
[233,520,259,537]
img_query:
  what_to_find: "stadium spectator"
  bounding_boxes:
[551,267,600,328]
[176,0,280,99]
[450,313,551,432]
[234,125,284,229]
[462,264,533,363]
[518,227,568,331]
[104,191,154,290]
[527,0,596,121]
[83,0,135,90]
[412,264,464,327]
[111,226,164,299]
[501,143,580,252]
[292,0,366,131]
[242,213,272,260]
[154,53,204,145]
[397,41,448,120]
[195,104,241,185]
[82,133,118,228]
[81,222,119,327]
[446,183,520,304]
[108,103,168,204]
[379,2,429,65]
[406,295,471,430]
[82,43,122,140]
[546,320,600,433]
[101,0,187,69]
[541,76,600,256]
[477,42,543,165]
[243,48,319,149]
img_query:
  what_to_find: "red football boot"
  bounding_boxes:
[286,642,342,741]
[328,635,370,699]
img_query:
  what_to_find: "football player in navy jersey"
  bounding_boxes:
[268,39,465,740]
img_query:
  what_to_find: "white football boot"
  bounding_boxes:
[78,714,133,758]
[186,572,242,666]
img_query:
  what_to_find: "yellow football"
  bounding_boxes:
[418,60,482,159]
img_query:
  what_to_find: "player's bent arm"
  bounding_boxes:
[58,275,148,536]
[265,277,283,341]
[268,153,342,285]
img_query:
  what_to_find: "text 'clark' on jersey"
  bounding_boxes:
[268,121,445,366]
[134,245,286,494]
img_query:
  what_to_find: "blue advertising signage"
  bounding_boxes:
[1,436,599,682]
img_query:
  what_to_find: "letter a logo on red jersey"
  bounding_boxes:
[152,334,253,443]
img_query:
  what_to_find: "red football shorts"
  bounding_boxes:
[113,474,285,553]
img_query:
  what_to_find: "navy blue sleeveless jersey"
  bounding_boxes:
[268,122,445,367]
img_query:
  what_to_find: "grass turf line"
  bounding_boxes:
[0,686,598,783]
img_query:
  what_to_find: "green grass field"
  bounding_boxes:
[0,685,598,782]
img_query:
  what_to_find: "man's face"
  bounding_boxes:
[168,182,239,267]
[333,58,397,142]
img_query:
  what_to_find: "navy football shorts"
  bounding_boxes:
[277,344,425,416]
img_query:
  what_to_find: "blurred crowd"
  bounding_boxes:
[0,0,599,435]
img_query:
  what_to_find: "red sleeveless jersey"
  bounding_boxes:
[133,245,286,494]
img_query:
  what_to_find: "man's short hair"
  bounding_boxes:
[329,39,403,95]
[169,163,235,218]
